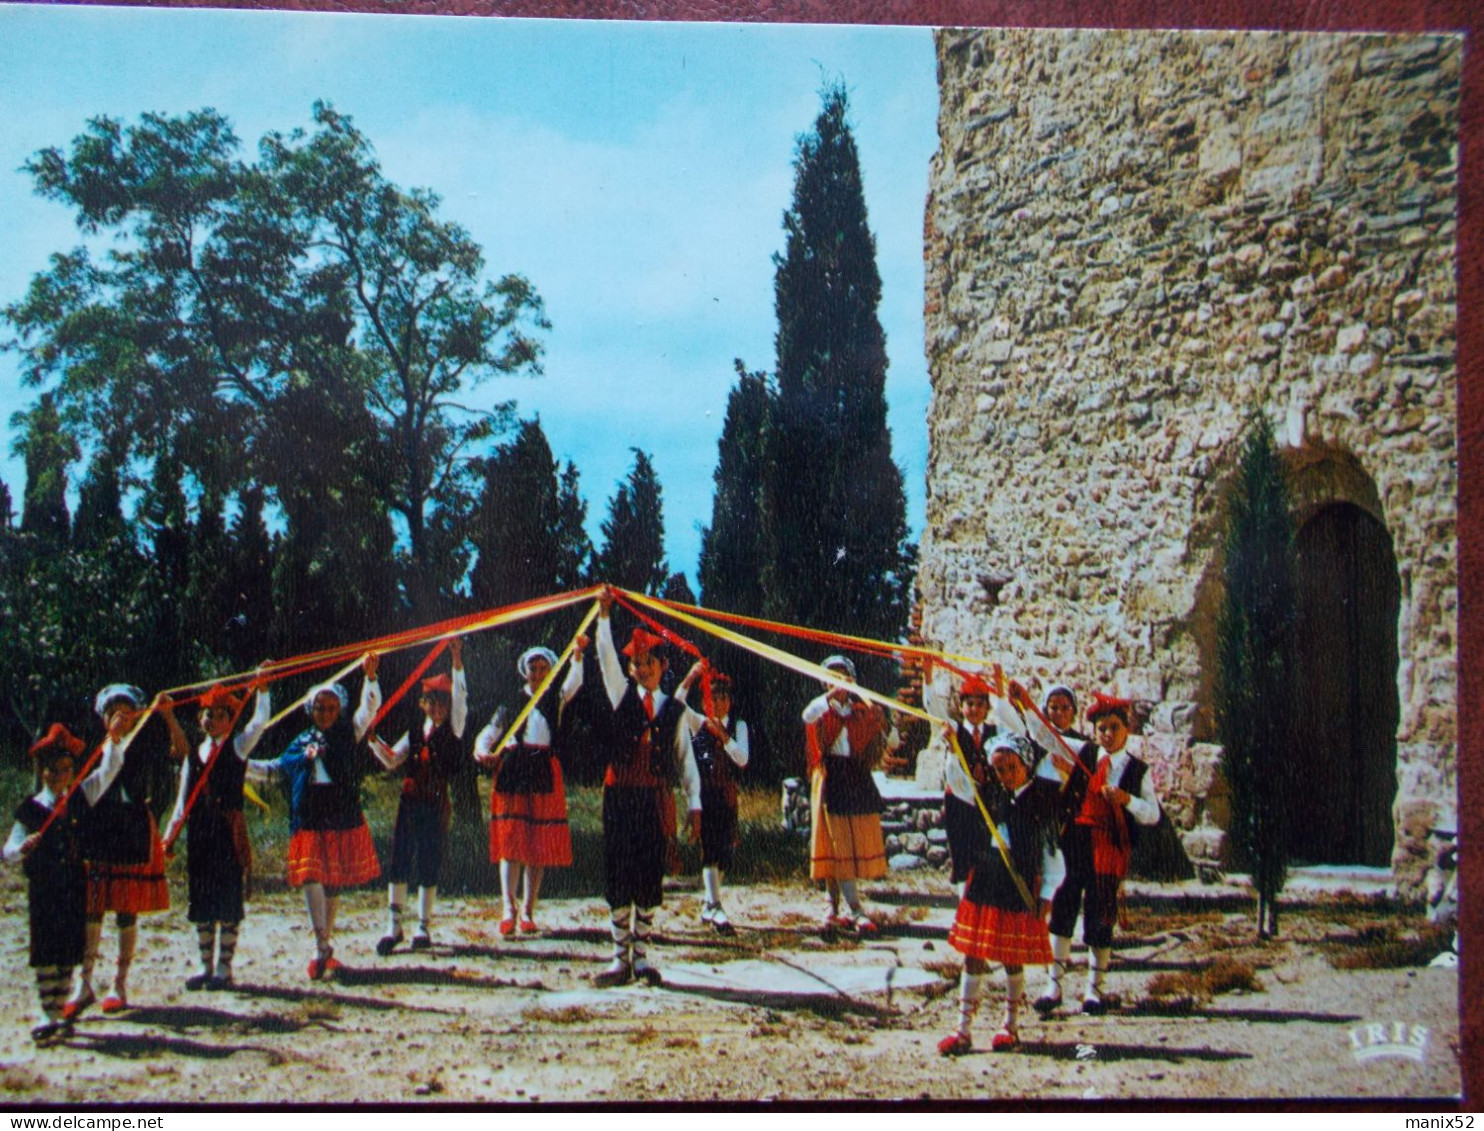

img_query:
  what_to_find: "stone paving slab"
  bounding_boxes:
[661,959,940,1001]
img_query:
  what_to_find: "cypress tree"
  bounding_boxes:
[224,485,275,670]
[553,462,593,592]
[593,449,668,596]
[72,443,130,553]
[761,82,913,671]
[469,417,571,610]
[11,393,76,547]
[1215,414,1298,938]
[698,361,773,617]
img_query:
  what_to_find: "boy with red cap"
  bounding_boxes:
[676,662,750,934]
[162,675,273,991]
[474,637,587,936]
[593,590,701,986]
[370,639,466,954]
[803,655,901,934]
[3,725,108,1043]
[937,733,1064,1056]
[1043,692,1160,1014]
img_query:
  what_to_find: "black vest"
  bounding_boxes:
[494,707,556,795]
[611,685,685,784]
[401,721,462,802]
[16,794,87,886]
[968,777,1061,910]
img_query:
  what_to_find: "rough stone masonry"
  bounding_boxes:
[914,28,1458,896]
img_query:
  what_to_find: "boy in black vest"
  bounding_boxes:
[370,638,466,954]
[677,664,749,934]
[593,590,701,986]
[3,726,96,1043]
[1047,692,1160,1014]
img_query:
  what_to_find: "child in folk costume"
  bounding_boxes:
[162,679,273,991]
[938,734,1065,1055]
[3,726,106,1043]
[1006,680,1102,1014]
[803,655,901,934]
[676,663,749,935]
[248,655,382,980]
[941,673,1007,896]
[1033,691,1160,1014]
[593,591,702,986]
[67,685,189,1019]
[473,637,586,936]
[370,639,467,954]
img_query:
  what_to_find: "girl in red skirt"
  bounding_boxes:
[248,654,382,980]
[938,734,1064,1055]
[474,637,586,935]
[67,684,188,1019]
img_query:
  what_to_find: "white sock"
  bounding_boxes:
[388,883,407,935]
[1088,946,1110,997]
[417,886,436,934]
[304,884,330,954]
[522,867,544,919]
[499,860,519,919]
[114,921,138,997]
[1005,970,1025,1032]
[956,973,983,1038]
[841,880,862,915]
[703,866,722,906]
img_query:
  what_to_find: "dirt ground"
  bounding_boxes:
[0,867,1461,1106]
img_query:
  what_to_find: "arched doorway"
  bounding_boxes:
[1289,503,1400,866]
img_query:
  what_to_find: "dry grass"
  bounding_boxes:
[1326,923,1453,970]
[1140,957,1263,1012]
[0,1068,47,1094]
[522,1005,597,1025]
[628,1024,659,1045]
[1204,955,1263,994]
[295,999,344,1024]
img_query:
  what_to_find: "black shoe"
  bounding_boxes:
[592,960,632,988]
[410,932,432,951]
[375,930,403,957]
[1033,989,1062,1016]
[185,972,211,992]
[632,960,663,987]
[1081,992,1106,1016]
[207,973,234,991]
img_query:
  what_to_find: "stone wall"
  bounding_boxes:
[916,28,1459,895]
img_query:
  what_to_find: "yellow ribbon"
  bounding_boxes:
[482,602,601,763]
[620,589,1037,911]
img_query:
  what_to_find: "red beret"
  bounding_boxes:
[421,674,454,696]
[959,674,993,699]
[1087,693,1133,722]
[621,629,667,658]
[30,723,85,761]
[200,684,244,713]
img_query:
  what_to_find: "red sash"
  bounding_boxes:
[1075,757,1131,879]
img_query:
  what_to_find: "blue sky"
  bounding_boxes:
[0,5,938,585]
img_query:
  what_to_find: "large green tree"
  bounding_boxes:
[1215,415,1298,938]
[761,83,914,675]
[469,417,591,610]
[5,102,547,623]
[593,449,668,596]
